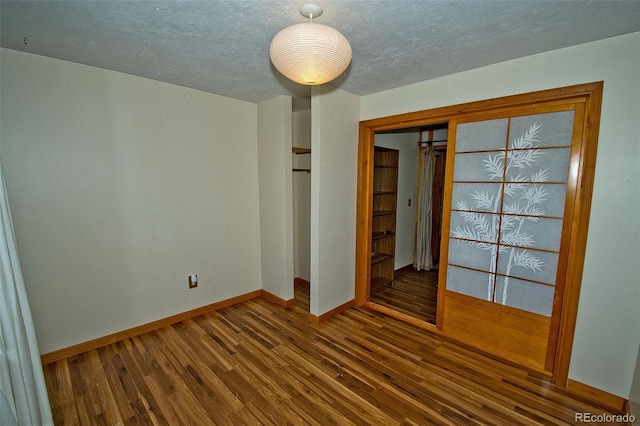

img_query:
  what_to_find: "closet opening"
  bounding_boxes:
[292,110,312,312]
[369,123,448,325]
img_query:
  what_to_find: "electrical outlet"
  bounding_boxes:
[189,274,198,289]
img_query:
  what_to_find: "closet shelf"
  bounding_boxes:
[372,210,394,217]
[372,231,395,240]
[371,253,393,265]
[292,147,311,154]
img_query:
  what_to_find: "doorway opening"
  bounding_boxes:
[354,82,603,385]
[368,124,448,325]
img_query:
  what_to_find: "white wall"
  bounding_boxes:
[360,32,640,398]
[374,132,420,269]
[0,48,263,354]
[257,96,294,301]
[310,86,360,315]
[292,109,311,281]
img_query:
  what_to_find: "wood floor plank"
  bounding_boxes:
[74,395,94,426]
[52,359,75,408]
[166,384,214,426]
[369,384,453,425]
[98,346,136,421]
[44,291,628,425]
[193,314,239,355]
[143,373,180,424]
[115,342,170,425]
[371,267,439,324]
[223,405,265,425]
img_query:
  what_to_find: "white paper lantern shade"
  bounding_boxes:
[270,22,352,85]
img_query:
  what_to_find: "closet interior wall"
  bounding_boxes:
[292,110,312,286]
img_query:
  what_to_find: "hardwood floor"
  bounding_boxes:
[371,266,438,324]
[43,287,626,425]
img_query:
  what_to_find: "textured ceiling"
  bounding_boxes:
[2,1,640,111]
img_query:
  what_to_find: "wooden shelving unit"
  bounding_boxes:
[370,146,398,295]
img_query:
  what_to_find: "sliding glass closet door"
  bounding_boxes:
[356,82,602,382]
[439,104,586,372]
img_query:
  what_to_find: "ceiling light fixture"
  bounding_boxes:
[270,4,352,86]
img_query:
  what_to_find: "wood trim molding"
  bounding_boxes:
[367,302,438,333]
[436,120,458,331]
[355,124,375,306]
[394,264,415,274]
[41,290,263,365]
[261,289,295,308]
[309,299,355,324]
[567,379,628,413]
[359,82,601,132]
[623,400,632,422]
[553,83,604,386]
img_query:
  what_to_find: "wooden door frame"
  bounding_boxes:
[354,82,603,386]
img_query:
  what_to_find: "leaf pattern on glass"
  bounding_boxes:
[501,231,536,247]
[512,250,544,272]
[483,153,505,180]
[511,122,542,149]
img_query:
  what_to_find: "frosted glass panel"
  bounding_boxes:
[503,183,567,218]
[503,147,571,183]
[451,183,503,213]
[453,151,505,182]
[495,278,555,316]
[510,111,574,148]
[456,118,508,152]
[450,211,499,244]
[447,266,493,301]
[500,217,563,251]
[447,110,574,316]
[497,249,559,285]
[448,238,496,271]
